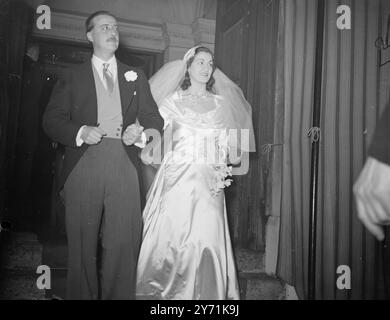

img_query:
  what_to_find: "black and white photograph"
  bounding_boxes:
[0,0,390,305]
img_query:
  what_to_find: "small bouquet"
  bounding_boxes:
[210,164,233,196]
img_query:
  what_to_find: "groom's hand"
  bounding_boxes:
[122,123,144,146]
[80,126,107,145]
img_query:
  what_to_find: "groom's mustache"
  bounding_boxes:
[107,37,118,42]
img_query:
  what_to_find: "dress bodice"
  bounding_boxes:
[160,91,229,165]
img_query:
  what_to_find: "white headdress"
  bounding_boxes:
[148,46,256,154]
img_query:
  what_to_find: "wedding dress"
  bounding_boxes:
[135,90,240,300]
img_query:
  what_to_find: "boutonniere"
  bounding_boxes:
[124,70,138,82]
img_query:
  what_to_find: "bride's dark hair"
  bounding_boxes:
[180,46,216,92]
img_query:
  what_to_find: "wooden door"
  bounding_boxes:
[215,0,281,250]
[1,1,33,228]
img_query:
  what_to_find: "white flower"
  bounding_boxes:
[210,164,233,197]
[124,70,138,82]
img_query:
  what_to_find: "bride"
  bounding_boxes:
[136,46,255,300]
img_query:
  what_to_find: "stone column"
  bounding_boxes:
[162,22,195,62]
[162,18,216,62]
[192,18,216,52]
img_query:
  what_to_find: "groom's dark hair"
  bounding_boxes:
[85,11,117,32]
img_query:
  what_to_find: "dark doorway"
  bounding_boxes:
[215,0,281,251]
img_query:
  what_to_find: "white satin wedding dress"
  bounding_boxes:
[136,90,240,300]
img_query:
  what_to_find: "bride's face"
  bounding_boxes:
[187,51,214,85]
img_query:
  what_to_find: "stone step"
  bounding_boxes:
[238,272,285,300]
[0,231,49,299]
[0,269,46,300]
[0,231,42,270]
[42,243,267,272]
[42,242,287,300]
[0,269,285,300]
[235,248,286,300]
[1,235,286,300]
[235,247,265,273]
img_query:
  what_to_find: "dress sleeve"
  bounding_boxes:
[159,102,172,130]
[158,92,182,130]
[140,94,178,169]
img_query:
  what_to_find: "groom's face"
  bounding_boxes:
[87,14,119,55]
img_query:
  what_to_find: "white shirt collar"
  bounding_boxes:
[91,54,117,80]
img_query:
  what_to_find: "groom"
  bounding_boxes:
[43,11,163,299]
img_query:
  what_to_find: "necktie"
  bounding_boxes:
[103,63,114,93]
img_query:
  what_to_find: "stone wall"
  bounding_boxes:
[29,0,216,61]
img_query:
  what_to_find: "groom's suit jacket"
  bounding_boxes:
[43,58,164,192]
[369,101,390,165]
